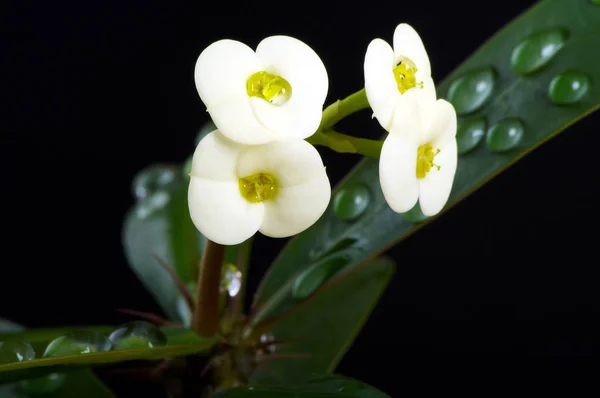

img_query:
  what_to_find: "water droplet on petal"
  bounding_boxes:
[220,264,242,297]
[44,330,112,358]
[402,203,429,223]
[510,28,568,75]
[108,321,167,350]
[292,257,348,299]
[0,340,35,364]
[486,119,525,153]
[135,190,170,219]
[446,68,496,114]
[456,118,486,155]
[20,373,66,394]
[332,185,370,221]
[132,165,177,200]
[548,71,590,105]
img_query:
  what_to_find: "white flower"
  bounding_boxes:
[194,36,328,145]
[379,99,457,217]
[364,23,436,131]
[188,131,331,245]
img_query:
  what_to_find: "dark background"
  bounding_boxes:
[2,1,599,395]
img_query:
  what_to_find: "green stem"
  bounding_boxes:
[192,239,225,337]
[319,88,371,131]
[307,130,383,159]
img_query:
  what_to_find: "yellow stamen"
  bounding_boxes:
[393,61,424,94]
[246,71,292,105]
[238,172,277,203]
[416,143,440,179]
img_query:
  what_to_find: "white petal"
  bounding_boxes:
[418,139,457,216]
[259,172,331,238]
[208,99,278,145]
[420,99,457,148]
[256,36,328,105]
[379,131,419,213]
[190,131,241,181]
[236,139,326,187]
[195,39,262,109]
[250,97,323,139]
[393,23,431,77]
[364,38,400,131]
[188,177,264,245]
[388,98,422,138]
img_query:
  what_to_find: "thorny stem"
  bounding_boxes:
[192,239,226,337]
[318,88,370,131]
[152,253,195,311]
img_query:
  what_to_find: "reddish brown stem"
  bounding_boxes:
[152,253,194,311]
[192,240,226,337]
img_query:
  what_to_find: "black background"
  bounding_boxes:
[2,1,599,395]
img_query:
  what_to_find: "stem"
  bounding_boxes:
[319,88,370,131]
[192,239,226,337]
[307,130,383,158]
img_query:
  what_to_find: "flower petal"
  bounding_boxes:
[208,98,278,145]
[420,99,457,148]
[236,139,326,187]
[190,131,241,181]
[364,38,400,131]
[259,172,331,238]
[418,138,457,216]
[379,131,419,213]
[194,39,262,109]
[250,97,323,140]
[256,35,328,105]
[188,177,264,245]
[393,23,431,77]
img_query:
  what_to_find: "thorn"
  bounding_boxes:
[150,358,174,376]
[253,337,304,350]
[258,353,311,361]
[116,308,181,327]
[151,253,195,311]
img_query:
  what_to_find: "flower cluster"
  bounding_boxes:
[188,23,457,245]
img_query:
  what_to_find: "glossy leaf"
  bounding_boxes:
[0,325,217,382]
[250,257,395,382]
[253,0,600,319]
[122,163,205,322]
[217,374,389,397]
[0,318,115,398]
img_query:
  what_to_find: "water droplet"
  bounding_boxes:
[196,120,217,145]
[108,321,168,350]
[332,185,370,221]
[135,190,170,219]
[20,373,66,395]
[221,264,242,297]
[548,71,590,105]
[183,155,193,180]
[44,330,111,358]
[511,28,568,76]
[456,118,486,155]
[0,340,35,364]
[292,257,348,299]
[402,203,429,223]
[486,119,525,153]
[258,333,276,354]
[132,165,177,200]
[446,68,496,114]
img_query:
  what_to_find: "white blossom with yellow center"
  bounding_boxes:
[194,36,328,145]
[364,23,436,131]
[188,131,331,245]
[379,99,457,217]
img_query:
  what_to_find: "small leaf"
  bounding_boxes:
[0,318,115,397]
[0,325,217,382]
[215,374,389,397]
[122,164,206,321]
[250,257,395,382]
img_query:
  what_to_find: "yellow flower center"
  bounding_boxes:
[416,143,440,179]
[393,61,423,94]
[246,71,292,105]
[238,172,278,203]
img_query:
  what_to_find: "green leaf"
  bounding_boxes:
[215,374,389,397]
[122,163,206,322]
[0,318,115,397]
[0,325,217,383]
[250,257,395,382]
[253,0,600,317]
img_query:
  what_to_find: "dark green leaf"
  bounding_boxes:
[216,374,389,397]
[250,257,395,382]
[0,325,217,382]
[122,164,206,321]
[253,0,600,317]
[0,318,115,397]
